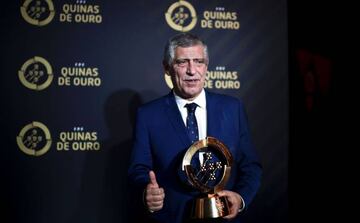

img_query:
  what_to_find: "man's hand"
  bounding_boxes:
[145,171,165,212]
[217,190,243,220]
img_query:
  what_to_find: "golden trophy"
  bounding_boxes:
[182,136,233,219]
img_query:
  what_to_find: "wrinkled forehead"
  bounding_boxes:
[174,45,206,59]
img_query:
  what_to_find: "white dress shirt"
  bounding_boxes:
[174,89,207,140]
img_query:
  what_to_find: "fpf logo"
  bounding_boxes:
[18,56,53,91]
[16,122,52,156]
[165,0,197,32]
[21,0,55,26]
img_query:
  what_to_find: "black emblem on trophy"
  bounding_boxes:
[182,136,233,219]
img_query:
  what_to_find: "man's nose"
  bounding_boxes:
[186,61,196,75]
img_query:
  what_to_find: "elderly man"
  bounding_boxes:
[128,33,262,223]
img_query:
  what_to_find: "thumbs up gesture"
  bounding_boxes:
[145,171,165,212]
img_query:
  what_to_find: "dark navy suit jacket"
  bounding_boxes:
[128,90,262,223]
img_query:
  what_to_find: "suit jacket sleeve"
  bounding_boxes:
[128,107,152,188]
[233,99,262,208]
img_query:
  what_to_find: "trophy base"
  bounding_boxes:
[191,194,229,219]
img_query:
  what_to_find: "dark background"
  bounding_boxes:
[288,1,346,222]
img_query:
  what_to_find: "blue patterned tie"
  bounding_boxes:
[185,103,199,144]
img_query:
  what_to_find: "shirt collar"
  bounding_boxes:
[173,89,206,109]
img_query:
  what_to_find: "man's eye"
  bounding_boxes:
[176,60,187,66]
[194,59,205,64]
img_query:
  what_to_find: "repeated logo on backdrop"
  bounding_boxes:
[58,62,102,87]
[18,57,102,90]
[59,1,102,24]
[205,66,241,89]
[21,0,103,26]
[18,1,103,156]
[20,0,55,26]
[57,127,100,152]
[165,0,197,32]
[165,1,240,31]
[17,122,101,156]
[16,58,102,154]
[18,56,53,90]
[16,121,52,156]
[201,8,240,30]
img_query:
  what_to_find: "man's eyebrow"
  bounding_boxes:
[175,58,205,60]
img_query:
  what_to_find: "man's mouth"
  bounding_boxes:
[184,79,199,83]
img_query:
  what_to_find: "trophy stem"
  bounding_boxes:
[191,194,229,219]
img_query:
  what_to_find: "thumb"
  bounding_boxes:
[217,190,227,197]
[149,170,159,187]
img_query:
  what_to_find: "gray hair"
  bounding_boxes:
[163,33,209,67]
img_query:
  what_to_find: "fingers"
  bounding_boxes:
[149,170,158,187]
[146,188,165,211]
[217,190,242,220]
[146,171,165,212]
[146,188,165,199]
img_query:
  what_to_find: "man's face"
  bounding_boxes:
[167,45,208,100]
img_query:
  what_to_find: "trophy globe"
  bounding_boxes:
[182,136,233,219]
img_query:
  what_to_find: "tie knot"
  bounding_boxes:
[185,103,198,114]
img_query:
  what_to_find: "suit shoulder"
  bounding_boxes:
[207,91,244,106]
[137,94,169,114]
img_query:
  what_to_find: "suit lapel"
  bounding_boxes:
[164,92,191,147]
[206,91,223,139]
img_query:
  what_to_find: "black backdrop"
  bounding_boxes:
[1,1,288,222]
